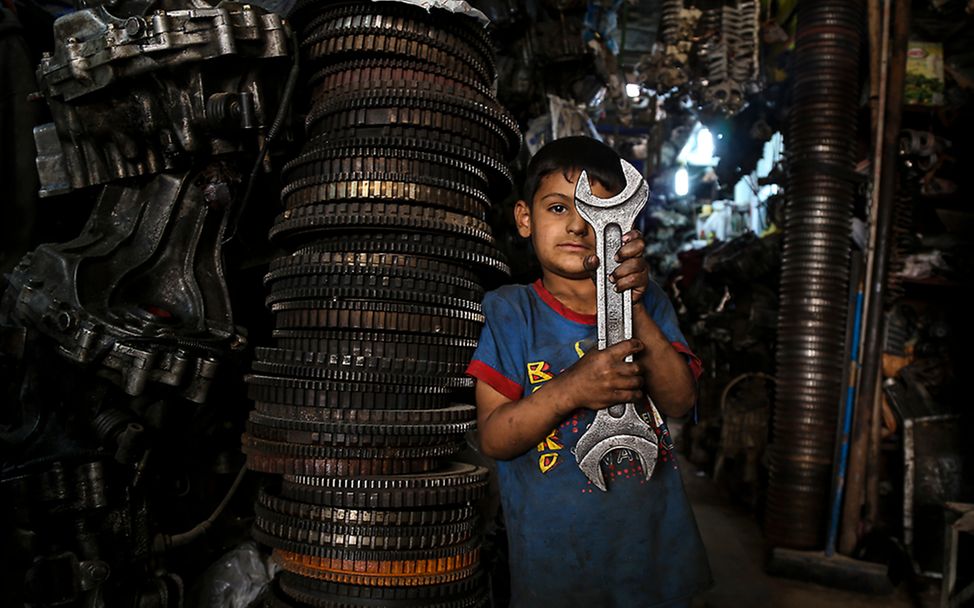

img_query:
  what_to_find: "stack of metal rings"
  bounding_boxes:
[245,1,518,606]
[766,0,863,549]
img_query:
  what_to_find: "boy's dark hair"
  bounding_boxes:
[522,136,625,205]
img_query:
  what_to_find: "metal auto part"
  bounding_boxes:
[3,169,238,402]
[272,548,481,588]
[635,0,759,117]
[238,3,514,605]
[33,1,288,196]
[571,159,658,491]
[276,569,487,608]
[2,1,294,606]
[767,0,864,549]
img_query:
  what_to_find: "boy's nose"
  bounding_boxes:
[567,208,589,235]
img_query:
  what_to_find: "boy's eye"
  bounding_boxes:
[549,204,567,214]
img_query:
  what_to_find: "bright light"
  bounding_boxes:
[675,167,689,196]
[677,124,719,166]
[625,83,641,98]
[696,128,714,160]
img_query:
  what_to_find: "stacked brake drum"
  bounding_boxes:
[244,2,518,607]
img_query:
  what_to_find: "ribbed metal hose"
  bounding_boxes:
[765,0,864,549]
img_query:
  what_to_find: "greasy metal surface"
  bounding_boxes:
[279,463,489,509]
[277,569,485,606]
[257,489,477,526]
[766,0,863,549]
[571,160,658,491]
[2,170,239,401]
[33,3,288,195]
[238,3,517,603]
[295,235,510,279]
[273,549,481,587]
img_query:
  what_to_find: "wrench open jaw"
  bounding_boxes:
[571,159,658,491]
[574,403,659,491]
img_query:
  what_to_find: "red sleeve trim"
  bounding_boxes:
[466,359,523,402]
[671,341,703,382]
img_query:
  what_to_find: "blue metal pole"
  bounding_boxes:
[826,286,865,556]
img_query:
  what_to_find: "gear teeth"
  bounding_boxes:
[282,177,490,217]
[268,574,488,608]
[278,571,486,608]
[242,434,460,476]
[253,403,476,427]
[308,129,513,187]
[308,59,495,104]
[297,8,494,86]
[299,3,495,68]
[282,154,487,184]
[265,286,483,315]
[243,434,463,459]
[253,510,479,551]
[267,250,480,285]
[265,282,482,307]
[268,330,477,365]
[269,299,484,338]
[246,412,475,447]
[275,558,481,589]
[306,90,519,159]
[254,348,470,377]
[246,1,511,604]
[249,361,473,388]
[245,422,470,450]
[302,32,489,90]
[272,545,481,587]
[270,201,495,247]
[286,134,514,197]
[257,488,478,526]
[279,463,490,509]
[246,376,453,410]
[264,254,483,299]
[295,235,509,279]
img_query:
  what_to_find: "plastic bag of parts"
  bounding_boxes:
[189,541,278,608]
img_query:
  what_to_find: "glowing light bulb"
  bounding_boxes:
[675,167,689,196]
[625,83,641,98]
[697,128,714,160]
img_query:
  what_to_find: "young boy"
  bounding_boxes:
[466,137,712,607]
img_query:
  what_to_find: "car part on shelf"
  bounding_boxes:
[2,169,240,402]
[32,1,289,196]
[636,0,759,117]
[2,1,295,606]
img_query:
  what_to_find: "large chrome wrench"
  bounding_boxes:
[572,159,658,491]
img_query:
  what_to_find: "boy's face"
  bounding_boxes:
[514,169,615,281]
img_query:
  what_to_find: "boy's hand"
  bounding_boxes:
[556,339,645,413]
[583,229,650,303]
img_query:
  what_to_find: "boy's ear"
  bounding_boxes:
[513,199,532,238]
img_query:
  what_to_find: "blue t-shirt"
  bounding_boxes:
[467,279,711,608]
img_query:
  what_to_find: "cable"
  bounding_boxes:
[223,28,301,246]
[151,465,247,553]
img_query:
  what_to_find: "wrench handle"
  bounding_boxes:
[595,223,633,357]
[595,223,634,418]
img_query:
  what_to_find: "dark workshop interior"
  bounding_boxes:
[1,0,973,606]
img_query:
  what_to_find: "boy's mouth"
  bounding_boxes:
[557,242,591,252]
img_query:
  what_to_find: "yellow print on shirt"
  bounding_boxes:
[536,429,563,473]
[527,361,553,384]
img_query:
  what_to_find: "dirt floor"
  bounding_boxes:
[680,457,942,608]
